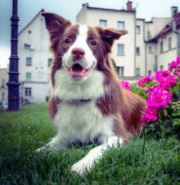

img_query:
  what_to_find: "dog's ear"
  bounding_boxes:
[97,27,128,53]
[101,28,128,46]
[42,12,71,51]
[103,28,128,40]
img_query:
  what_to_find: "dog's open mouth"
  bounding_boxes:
[66,64,92,78]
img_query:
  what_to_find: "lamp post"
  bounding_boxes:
[7,0,20,111]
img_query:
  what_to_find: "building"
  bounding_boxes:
[0,68,8,102]
[18,9,53,103]
[146,8,180,72]
[77,2,136,77]
[77,2,179,77]
[17,2,180,103]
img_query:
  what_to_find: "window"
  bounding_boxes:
[117,44,124,55]
[168,37,172,50]
[136,26,140,34]
[153,63,158,72]
[160,41,163,53]
[136,47,140,55]
[168,63,171,69]
[148,70,152,76]
[99,20,107,27]
[48,58,53,67]
[25,88,32,96]
[118,66,124,77]
[26,73,31,81]
[28,30,32,34]
[148,46,153,53]
[117,21,125,29]
[160,65,163,71]
[26,57,32,66]
[2,79,5,88]
[135,68,140,76]
[147,31,151,40]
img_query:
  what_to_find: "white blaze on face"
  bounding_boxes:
[62,25,97,70]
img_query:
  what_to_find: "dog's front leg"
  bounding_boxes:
[71,136,123,176]
[36,136,68,153]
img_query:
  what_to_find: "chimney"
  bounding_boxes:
[82,3,89,8]
[126,1,132,11]
[171,6,178,17]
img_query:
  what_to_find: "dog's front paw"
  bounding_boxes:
[71,157,94,176]
[36,146,48,154]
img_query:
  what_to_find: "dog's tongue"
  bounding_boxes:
[66,64,92,78]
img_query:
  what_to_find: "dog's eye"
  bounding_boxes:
[64,38,71,44]
[90,40,97,46]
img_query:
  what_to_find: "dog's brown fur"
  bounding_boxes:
[42,12,147,142]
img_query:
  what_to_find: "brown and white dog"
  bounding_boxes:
[38,12,147,175]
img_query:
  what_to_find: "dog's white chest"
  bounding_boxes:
[54,101,114,143]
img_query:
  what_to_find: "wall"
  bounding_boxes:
[0,68,8,102]
[157,31,179,70]
[136,19,145,76]
[77,7,136,77]
[18,13,53,103]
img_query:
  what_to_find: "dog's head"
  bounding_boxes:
[42,12,128,84]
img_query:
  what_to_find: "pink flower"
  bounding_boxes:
[174,71,180,78]
[160,76,177,90]
[169,61,179,70]
[141,87,172,124]
[156,71,177,90]
[144,85,158,94]
[140,58,179,124]
[141,107,158,124]
[147,88,172,109]
[137,76,154,87]
[121,80,131,91]
[156,70,171,82]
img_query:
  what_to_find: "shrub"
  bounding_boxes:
[121,57,180,138]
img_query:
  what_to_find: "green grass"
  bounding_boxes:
[0,104,180,185]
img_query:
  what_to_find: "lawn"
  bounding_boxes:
[0,103,180,185]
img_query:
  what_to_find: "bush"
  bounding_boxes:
[121,57,180,138]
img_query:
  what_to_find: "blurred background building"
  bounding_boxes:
[0,68,8,102]
[1,1,179,104]
[18,9,53,104]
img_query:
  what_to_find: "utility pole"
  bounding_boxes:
[7,0,20,111]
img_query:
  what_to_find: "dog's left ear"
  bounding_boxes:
[97,27,128,53]
[100,28,128,46]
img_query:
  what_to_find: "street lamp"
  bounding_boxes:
[7,0,20,111]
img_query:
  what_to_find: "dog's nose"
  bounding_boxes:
[71,48,85,61]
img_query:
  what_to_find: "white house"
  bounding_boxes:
[18,9,53,103]
[77,2,179,77]
[17,3,180,103]
[146,8,180,72]
[77,2,136,77]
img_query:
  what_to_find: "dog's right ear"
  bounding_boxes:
[42,12,71,51]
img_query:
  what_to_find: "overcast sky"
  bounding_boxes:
[0,0,180,68]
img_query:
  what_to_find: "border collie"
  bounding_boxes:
[37,12,147,175]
